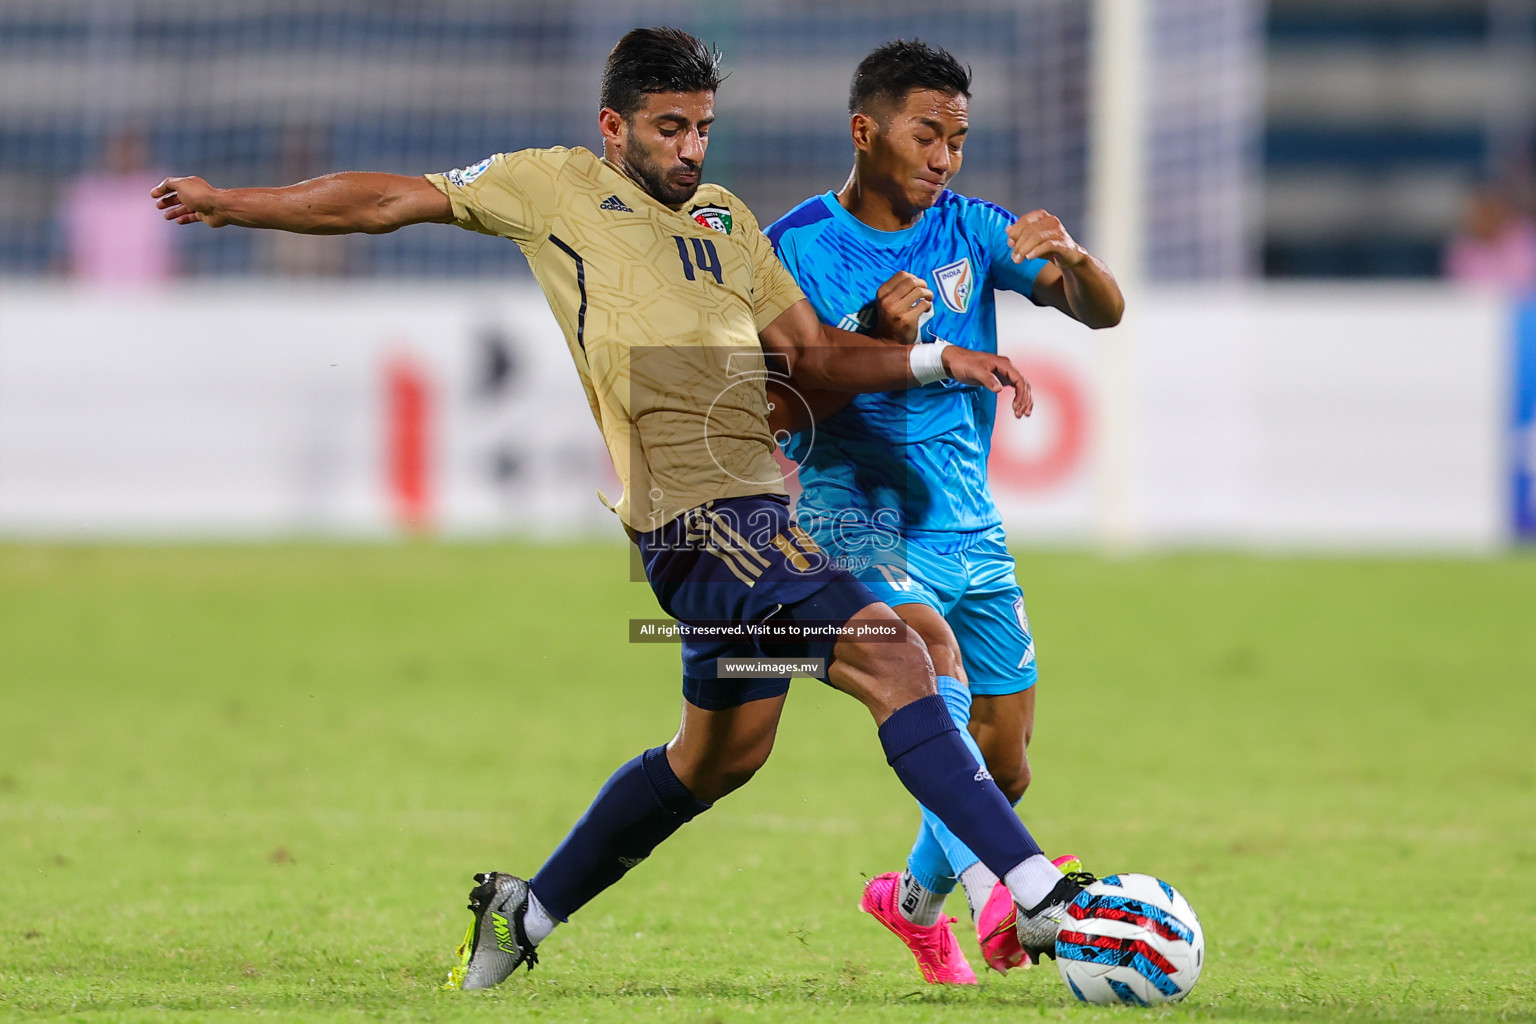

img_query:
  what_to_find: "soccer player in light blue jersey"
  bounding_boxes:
[766,40,1124,984]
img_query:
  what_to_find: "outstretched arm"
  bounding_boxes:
[1005,210,1124,328]
[151,172,453,234]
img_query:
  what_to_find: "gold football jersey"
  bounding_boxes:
[426,146,805,533]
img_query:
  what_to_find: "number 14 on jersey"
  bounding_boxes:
[673,235,723,284]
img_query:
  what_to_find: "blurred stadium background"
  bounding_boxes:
[0,0,1532,547]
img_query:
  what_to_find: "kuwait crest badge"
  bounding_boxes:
[690,204,733,235]
[933,257,974,314]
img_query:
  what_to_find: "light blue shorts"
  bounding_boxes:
[798,517,1036,695]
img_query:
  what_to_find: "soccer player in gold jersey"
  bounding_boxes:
[152,27,1090,989]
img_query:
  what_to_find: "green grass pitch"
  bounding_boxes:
[2,543,1534,1023]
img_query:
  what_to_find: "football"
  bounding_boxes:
[1055,873,1204,1005]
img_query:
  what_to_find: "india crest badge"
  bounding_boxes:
[932,257,974,314]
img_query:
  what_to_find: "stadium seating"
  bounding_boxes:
[1264,0,1526,277]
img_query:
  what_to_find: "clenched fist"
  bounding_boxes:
[1006,209,1088,268]
[872,271,934,344]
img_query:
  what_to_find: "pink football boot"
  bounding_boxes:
[859,873,978,985]
[977,854,1084,973]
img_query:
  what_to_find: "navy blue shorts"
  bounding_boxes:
[636,494,882,710]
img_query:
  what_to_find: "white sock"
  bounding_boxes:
[957,861,999,922]
[1003,854,1063,913]
[521,889,559,946]
[897,870,946,927]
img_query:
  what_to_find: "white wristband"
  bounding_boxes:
[910,339,952,386]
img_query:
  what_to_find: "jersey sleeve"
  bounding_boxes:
[966,199,1050,299]
[425,148,567,244]
[767,216,801,271]
[735,202,807,331]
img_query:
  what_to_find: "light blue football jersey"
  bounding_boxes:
[766,190,1049,539]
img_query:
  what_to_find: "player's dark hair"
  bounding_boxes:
[601,27,726,118]
[849,39,972,117]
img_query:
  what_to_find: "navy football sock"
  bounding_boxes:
[878,694,1042,879]
[530,746,710,921]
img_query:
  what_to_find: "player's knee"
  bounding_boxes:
[995,759,1032,803]
[696,754,768,802]
[925,636,963,681]
[712,765,761,800]
[879,624,937,696]
[975,728,1032,802]
[899,608,964,683]
[683,733,776,804]
[830,620,936,721]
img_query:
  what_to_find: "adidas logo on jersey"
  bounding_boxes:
[974,766,994,782]
[598,195,634,213]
